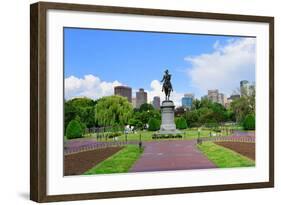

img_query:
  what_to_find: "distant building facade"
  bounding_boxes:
[207,89,225,105]
[240,80,249,97]
[218,93,225,105]
[207,89,219,103]
[152,96,161,110]
[228,94,240,101]
[249,84,255,96]
[114,86,132,102]
[201,95,208,101]
[181,93,194,109]
[225,94,241,108]
[136,88,147,108]
[132,97,136,108]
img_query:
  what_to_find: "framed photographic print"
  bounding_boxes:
[30,1,274,202]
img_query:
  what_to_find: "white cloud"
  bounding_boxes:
[185,38,256,97]
[65,75,184,107]
[146,80,183,107]
[64,74,122,100]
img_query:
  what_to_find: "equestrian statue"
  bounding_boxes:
[161,69,173,101]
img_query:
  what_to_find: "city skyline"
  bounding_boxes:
[64,28,256,106]
[67,79,252,110]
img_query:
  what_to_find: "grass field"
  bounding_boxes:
[197,142,255,168]
[85,128,230,142]
[84,145,143,174]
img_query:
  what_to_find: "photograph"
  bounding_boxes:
[63,28,256,176]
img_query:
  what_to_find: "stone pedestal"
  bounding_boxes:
[159,100,180,134]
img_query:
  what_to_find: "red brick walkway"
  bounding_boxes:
[130,140,216,172]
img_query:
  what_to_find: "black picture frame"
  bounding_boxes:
[30,1,274,202]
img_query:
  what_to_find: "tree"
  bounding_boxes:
[95,95,133,126]
[192,99,201,110]
[139,103,154,112]
[66,119,83,139]
[185,110,200,127]
[230,97,252,123]
[148,118,160,131]
[74,116,86,134]
[243,114,255,130]
[175,106,185,117]
[230,84,255,123]
[64,97,97,130]
[79,106,96,128]
[64,101,78,131]
[210,103,227,122]
[175,117,187,129]
[130,105,161,129]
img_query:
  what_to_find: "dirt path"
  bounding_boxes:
[64,147,123,176]
[130,140,216,172]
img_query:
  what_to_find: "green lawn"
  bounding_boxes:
[84,145,143,174]
[197,142,255,168]
[86,129,229,142]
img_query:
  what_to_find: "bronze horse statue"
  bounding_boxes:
[161,69,173,101]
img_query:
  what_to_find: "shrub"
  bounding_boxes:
[148,118,160,131]
[213,128,221,132]
[243,114,255,130]
[66,119,83,139]
[107,132,122,138]
[175,117,188,129]
[176,134,182,138]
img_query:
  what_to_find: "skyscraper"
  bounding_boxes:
[136,88,147,108]
[207,89,219,103]
[132,97,136,108]
[152,96,161,110]
[114,86,132,102]
[218,93,225,105]
[240,80,249,97]
[207,89,225,105]
[181,93,194,109]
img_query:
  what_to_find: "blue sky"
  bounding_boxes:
[64,27,256,105]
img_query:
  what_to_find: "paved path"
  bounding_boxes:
[130,140,216,172]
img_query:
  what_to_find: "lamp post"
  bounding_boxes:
[197,128,202,145]
[139,133,142,150]
[125,132,128,143]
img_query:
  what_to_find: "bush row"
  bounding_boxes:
[96,132,122,139]
[152,134,182,139]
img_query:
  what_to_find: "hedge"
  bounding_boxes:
[66,119,83,139]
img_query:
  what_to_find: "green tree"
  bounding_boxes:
[64,101,78,131]
[210,103,227,122]
[66,119,83,139]
[64,97,97,130]
[139,103,154,112]
[130,106,161,129]
[230,85,255,123]
[230,97,252,123]
[243,114,255,130]
[95,95,133,126]
[79,106,96,128]
[74,116,86,134]
[175,117,187,129]
[192,99,202,110]
[185,110,200,127]
[175,106,185,117]
[197,107,214,124]
[148,118,160,131]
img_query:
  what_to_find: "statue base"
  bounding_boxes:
[159,100,181,135]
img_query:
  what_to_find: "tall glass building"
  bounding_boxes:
[181,93,194,109]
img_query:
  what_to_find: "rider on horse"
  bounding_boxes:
[161,69,173,101]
